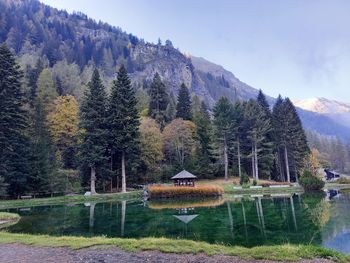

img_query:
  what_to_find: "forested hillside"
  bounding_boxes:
[1,0,349,140]
[0,0,256,106]
[0,0,348,199]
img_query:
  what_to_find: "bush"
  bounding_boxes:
[259,182,290,187]
[252,180,257,186]
[300,169,325,191]
[336,177,350,184]
[240,174,250,185]
[148,185,224,199]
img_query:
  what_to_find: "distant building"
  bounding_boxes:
[171,170,197,187]
[324,169,340,181]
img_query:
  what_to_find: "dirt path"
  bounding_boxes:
[0,244,336,263]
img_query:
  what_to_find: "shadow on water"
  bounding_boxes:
[2,191,350,254]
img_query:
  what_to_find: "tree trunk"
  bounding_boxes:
[110,177,113,193]
[290,196,297,231]
[121,200,126,237]
[284,145,290,182]
[89,203,96,229]
[227,202,234,238]
[224,136,228,181]
[121,152,126,193]
[251,145,255,179]
[254,142,259,181]
[237,139,242,179]
[90,166,97,195]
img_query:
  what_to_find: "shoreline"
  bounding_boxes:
[0,232,347,262]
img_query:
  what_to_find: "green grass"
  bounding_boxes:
[0,191,140,210]
[223,184,303,195]
[0,232,348,262]
[325,183,350,190]
[0,213,20,229]
[0,212,20,221]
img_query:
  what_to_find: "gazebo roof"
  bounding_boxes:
[171,170,197,180]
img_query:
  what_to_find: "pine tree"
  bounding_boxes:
[79,69,108,194]
[213,97,234,181]
[283,98,309,181]
[193,101,215,178]
[28,99,57,195]
[241,100,273,180]
[27,58,44,104]
[231,102,244,179]
[108,65,140,193]
[0,44,30,197]
[148,73,169,128]
[272,95,288,181]
[257,89,270,114]
[28,67,58,196]
[256,90,274,179]
[176,83,192,120]
[273,96,309,182]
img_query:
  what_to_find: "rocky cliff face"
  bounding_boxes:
[129,45,262,107]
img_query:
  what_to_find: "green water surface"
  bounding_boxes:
[2,191,350,254]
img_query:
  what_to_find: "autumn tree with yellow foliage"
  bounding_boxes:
[162,118,197,167]
[139,117,163,182]
[48,95,79,168]
[305,148,321,175]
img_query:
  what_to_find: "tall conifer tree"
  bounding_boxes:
[0,44,30,197]
[256,90,274,179]
[176,83,192,120]
[213,97,234,181]
[79,69,108,194]
[108,65,140,193]
[148,73,169,128]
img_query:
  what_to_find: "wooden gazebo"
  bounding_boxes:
[171,170,197,187]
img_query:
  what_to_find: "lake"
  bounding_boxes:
[2,190,350,254]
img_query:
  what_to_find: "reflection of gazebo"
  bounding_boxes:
[171,170,197,187]
[173,214,198,224]
[173,214,199,237]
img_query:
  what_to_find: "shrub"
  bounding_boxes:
[259,182,291,187]
[252,180,257,186]
[300,169,325,191]
[336,177,350,184]
[148,185,224,199]
[240,174,250,185]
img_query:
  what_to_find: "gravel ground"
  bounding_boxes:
[0,244,337,263]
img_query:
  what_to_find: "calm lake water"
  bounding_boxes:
[2,190,350,254]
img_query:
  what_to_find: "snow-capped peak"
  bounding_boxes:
[292,97,350,114]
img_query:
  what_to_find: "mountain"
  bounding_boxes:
[0,0,253,107]
[293,98,350,140]
[1,0,350,140]
[293,98,350,114]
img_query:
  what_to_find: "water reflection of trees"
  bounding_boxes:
[322,192,350,243]
[5,193,334,248]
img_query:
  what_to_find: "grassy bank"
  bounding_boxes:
[0,232,348,262]
[0,191,140,210]
[0,213,20,229]
[197,178,304,195]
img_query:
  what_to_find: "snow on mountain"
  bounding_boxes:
[293,98,350,114]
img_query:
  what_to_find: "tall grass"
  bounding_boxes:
[148,185,224,199]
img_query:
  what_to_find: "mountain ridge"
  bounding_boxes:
[293,97,350,114]
[1,0,350,140]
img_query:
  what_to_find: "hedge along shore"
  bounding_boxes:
[0,232,348,263]
[0,191,141,210]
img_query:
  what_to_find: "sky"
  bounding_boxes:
[40,0,350,101]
